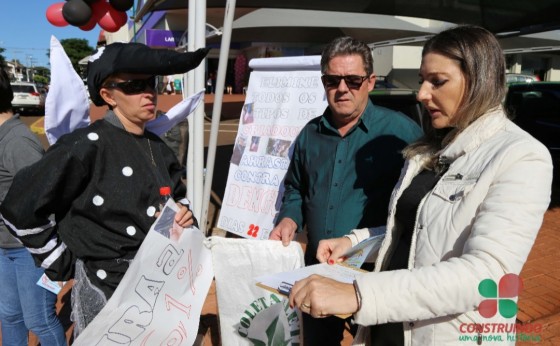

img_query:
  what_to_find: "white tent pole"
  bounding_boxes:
[193,0,207,225]
[186,0,196,206]
[200,0,237,233]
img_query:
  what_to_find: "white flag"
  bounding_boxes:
[45,36,90,145]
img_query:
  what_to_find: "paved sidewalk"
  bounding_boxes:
[516,206,560,345]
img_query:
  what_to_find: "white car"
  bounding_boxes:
[10,82,46,114]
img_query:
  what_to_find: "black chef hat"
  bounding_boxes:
[87,42,210,106]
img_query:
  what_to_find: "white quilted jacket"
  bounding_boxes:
[348,108,553,345]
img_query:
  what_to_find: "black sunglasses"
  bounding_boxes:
[104,76,157,94]
[321,74,369,89]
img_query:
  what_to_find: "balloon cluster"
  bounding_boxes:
[46,0,133,33]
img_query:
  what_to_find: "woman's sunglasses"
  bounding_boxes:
[104,76,157,94]
[321,74,369,89]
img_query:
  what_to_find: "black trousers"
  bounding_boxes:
[303,313,356,346]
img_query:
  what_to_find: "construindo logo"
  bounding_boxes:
[478,273,523,318]
[458,274,542,343]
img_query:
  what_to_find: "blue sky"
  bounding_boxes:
[0,1,106,67]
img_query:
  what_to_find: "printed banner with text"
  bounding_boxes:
[218,56,327,239]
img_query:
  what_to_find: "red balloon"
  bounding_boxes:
[80,0,104,31]
[115,10,128,26]
[90,0,110,21]
[46,2,69,27]
[80,13,98,31]
[98,5,127,32]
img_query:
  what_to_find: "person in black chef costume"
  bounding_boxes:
[0,42,209,336]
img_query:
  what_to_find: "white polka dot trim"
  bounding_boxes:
[92,195,104,206]
[122,166,133,177]
[126,226,136,236]
[146,206,156,217]
[96,269,107,280]
[87,132,99,141]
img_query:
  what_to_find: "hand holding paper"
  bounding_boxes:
[255,262,363,319]
[317,233,385,268]
[255,234,384,319]
[316,237,352,264]
[289,274,359,319]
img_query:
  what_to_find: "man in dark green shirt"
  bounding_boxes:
[269,36,423,345]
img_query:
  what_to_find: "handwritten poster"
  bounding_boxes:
[218,56,328,239]
[73,202,214,345]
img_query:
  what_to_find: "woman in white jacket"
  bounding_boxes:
[288,25,553,345]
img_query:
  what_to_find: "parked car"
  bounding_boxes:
[504,82,560,181]
[374,76,398,89]
[10,82,46,114]
[506,73,539,85]
[369,89,427,130]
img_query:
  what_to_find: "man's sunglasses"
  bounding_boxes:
[321,74,369,89]
[104,76,157,94]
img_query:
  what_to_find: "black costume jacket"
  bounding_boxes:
[0,112,185,298]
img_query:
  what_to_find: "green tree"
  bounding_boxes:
[33,66,50,85]
[59,38,94,79]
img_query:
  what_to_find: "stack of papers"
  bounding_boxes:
[254,233,384,296]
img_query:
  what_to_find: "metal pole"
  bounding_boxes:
[200,0,236,233]
[193,0,207,226]
[26,56,31,82]
[186,0,197,208]
[132,2,137,42]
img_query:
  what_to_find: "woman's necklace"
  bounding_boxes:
[104,111,173,193]
[145,137,156,166]
[104,111,156,166]
[125,130,157,167]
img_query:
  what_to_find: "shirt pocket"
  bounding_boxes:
[432,175,478,203]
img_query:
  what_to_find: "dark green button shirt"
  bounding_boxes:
[277,100,423,260]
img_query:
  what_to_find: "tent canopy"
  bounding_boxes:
[136,0,560,36]
[207,8,450,46]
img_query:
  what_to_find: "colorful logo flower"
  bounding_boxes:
[478,273,523,318]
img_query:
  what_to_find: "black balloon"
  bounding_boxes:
[67,0,98,3]
[62,0,93,26]
[109,0,133,12]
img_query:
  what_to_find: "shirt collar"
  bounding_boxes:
[318,100,373,135]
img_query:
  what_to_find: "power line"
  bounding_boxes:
[1,46,50,52]
[1,46,50,67]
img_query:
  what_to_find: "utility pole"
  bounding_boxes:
[26,55,30,82]
[26,55,36,82]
